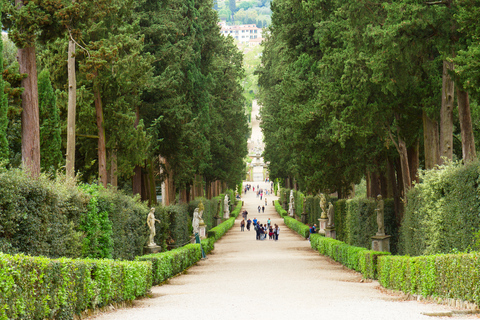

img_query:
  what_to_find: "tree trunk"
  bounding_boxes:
[456,88,476,164]
[109,149,117,188]
[397,136,412,198]
[422,110,440,169]
[147,158,157,205]
[66,38,76,180]
[133,166,142,195]
[440,60,454,164]
[18,45,41,178]
[407,140,419,185]
[132,107,142,195]
[94,85,107,187]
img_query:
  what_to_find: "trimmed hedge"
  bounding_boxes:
[378,252,480,305]
[399,161,480,256]
[284,216,310,239]
[138,199,241,286]
[309,234,390,279]
[136,244,202,285]
[274,201,390,279]
[0,253,151,320]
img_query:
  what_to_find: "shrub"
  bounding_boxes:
[0,252,151,320]
[137,244,201,285]
[399,161,480,256]
[283,217,309,239]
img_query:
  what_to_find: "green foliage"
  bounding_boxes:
[0,35,8,165]
[378,252,480,305]
[0,252,151,320]
[399,161,480,256]
[310,234,390,279]
[78,184,114,259]
[137,244,202,286]
[283,217,310,239]
[38,69,62,174]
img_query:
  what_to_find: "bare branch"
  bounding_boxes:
[68,29,90,58]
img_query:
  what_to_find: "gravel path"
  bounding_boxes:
[86,182,466,320]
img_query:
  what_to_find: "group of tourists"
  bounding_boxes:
[240,217,280,241]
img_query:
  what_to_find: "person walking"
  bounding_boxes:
[255,222,261,240]
[253,217,257,227]
[258,205,261,213]
[265,198,267,206]
[267,218,271,228]
[247,218,252,231]
[262,205,265,213]
[240,219,245,231]
[274,224,280,241]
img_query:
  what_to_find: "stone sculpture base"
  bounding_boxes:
[224,212,230,219]
[199,224,207,239]
[325,227,336,239]
[371,235,391,252]
[143,245,161,255]
[318,218,328,235]
[215,216,222,226]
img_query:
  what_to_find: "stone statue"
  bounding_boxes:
[288,190,295,216]
[192,208,200,234]
[224,194,230,217]
[319,193,327,219]
[147,207,161,247]
[327,202,334,228]
[375,194,385,236]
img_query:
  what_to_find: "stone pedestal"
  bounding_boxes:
[199,224,207,239]
[318,218,328,235]
[301,213,307,224]
[325,227,336,239]
[143,245,161,255]
[224,211,230,219]
[215,216,222,226]
[371,235,391,252]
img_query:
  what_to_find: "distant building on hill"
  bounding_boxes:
[219,21,264,45]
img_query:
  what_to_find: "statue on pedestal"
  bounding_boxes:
[375,194,385,236]
[147,208,161,247]
[319,193,327,219]
[288,190,295,216]
[327,202,334,228]
[192,208,200,234]
[224,194,230,218]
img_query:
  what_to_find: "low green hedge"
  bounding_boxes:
[378,252,480,304]
[136,244,202,285]
[284,216,310,239]
[0,253,151,320]
[274,200,287,217]
[138,200,242,286]
[309,234,390,279]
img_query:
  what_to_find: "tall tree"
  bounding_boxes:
[0,33,8,164]
[38,69,62,173]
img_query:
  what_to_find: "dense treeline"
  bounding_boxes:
[0,0,248,203]
[257,0,480,220]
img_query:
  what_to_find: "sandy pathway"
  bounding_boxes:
[87,182,462,320]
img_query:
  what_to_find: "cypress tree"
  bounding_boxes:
[38,69,62,173]
[0,34,8,165]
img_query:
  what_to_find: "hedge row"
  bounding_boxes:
[136,244,202,285]
[207,200,242,240]
[0,253,151,320]
[378,252,480,305]
[137,200,241,286]
[399,161,480,256]
[274,200,389,279]
[309,234,390,279]
[278,188,398,253]
[284,217,310,239]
